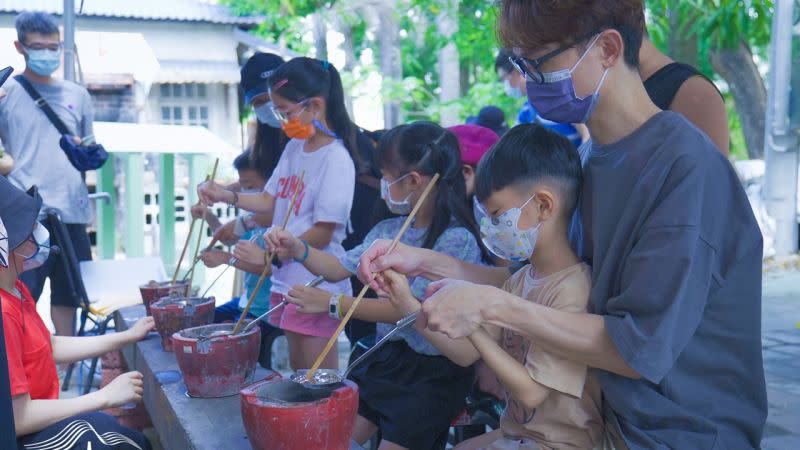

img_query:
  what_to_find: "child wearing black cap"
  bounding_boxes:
[0,178,153,449]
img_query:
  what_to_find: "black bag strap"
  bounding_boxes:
[14,75,74,136]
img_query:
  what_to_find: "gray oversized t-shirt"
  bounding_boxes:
[0,76,93,224]
[581,111,767,449]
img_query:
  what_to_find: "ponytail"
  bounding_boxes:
[267,57,362,171]
[378,122,491,261]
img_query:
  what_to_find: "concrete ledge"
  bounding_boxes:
[115,305,365,450]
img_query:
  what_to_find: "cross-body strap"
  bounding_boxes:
[14,75,74,136]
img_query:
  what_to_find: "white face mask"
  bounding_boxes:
[380,174,414,215]
[504,79,524,99]
[474,195,542,262]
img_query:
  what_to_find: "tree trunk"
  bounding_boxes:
[667,8,698,66]
[709,40,767,159]
[437,0,461,126]
[376,1,403,128]
[312,13,328,61]
[335,14,357,117]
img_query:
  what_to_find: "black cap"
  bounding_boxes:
[474,106,509,136]
[241,52,285,105]
[0,177,41,254]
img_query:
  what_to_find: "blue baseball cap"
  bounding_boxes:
[241,52,285,106]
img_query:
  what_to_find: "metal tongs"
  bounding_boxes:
[343,310,418,379]
[291,310,419,390]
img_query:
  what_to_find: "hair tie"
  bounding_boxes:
[272,79,288,90]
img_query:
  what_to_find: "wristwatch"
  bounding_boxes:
[329,294,342,320]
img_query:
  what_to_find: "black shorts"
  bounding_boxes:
[17,412,151,450]
[347,340,474,450]
[20,221,91,307]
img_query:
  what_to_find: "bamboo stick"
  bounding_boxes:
[185,158,220,290]
[232,170,306,334]
[305,173,440,382]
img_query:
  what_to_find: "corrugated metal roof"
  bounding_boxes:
[155,59,240,84]
[0,0,261,26]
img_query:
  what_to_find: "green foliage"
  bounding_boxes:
[645,0,773,76]
[225,0,772,144]
[726,94,748,160]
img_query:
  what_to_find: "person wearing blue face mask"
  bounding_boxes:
[208,52,289,246]
[358,2,766,449]
[0,12,96,342]
[496,49,588,148]
[0,178,154,450]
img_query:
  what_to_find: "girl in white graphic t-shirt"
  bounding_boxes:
[198,57,357,371]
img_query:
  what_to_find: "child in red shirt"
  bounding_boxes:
[1,178,152,449]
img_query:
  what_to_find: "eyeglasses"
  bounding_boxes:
[23,42,63,52]
[269,100,309,123]
[508,30,600,84]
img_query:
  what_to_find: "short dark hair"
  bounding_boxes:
[15,12,60,44]
[497,0,645,68]
[475,124,582,219]
[495,49,515,74]
[233,150,255,172]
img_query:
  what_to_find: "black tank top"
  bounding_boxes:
[643,62,723,110]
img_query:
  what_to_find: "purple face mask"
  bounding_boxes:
[525,35,609,124]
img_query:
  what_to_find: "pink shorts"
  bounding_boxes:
[268,292,340,338]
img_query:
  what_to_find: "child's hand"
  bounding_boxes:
[190,203,210,221]
[233,240,266,266]
[210,220,241,247]
[199,249,231,268]
[379,269,421,316]
[285,284,330,314]
[198,180,232,205]
[125,316,155,342]
[265,228,304,262]
[100,371,143,408]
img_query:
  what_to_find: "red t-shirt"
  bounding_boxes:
[1,280,59,399]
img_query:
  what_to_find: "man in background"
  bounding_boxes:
[0,11,95,340]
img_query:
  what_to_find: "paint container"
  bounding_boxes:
[240,377,358,450]
[150,296,215,352]
[138,280,190,316]
[173,323,261,398]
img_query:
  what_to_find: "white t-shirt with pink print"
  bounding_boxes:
[264,137,355,298]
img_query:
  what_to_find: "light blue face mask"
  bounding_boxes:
[20,225,51,272]
[253,101,281,128]
[24,46,61,77]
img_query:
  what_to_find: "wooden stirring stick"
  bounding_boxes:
[232,170,306,334]
[187,158,220,291]
[305,173,440,382]
[171,158,219,284]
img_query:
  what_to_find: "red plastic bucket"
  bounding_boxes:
[139,280,190,316]
[240,377,359,450]
[172,323,261,397]
[150,296,215,352]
